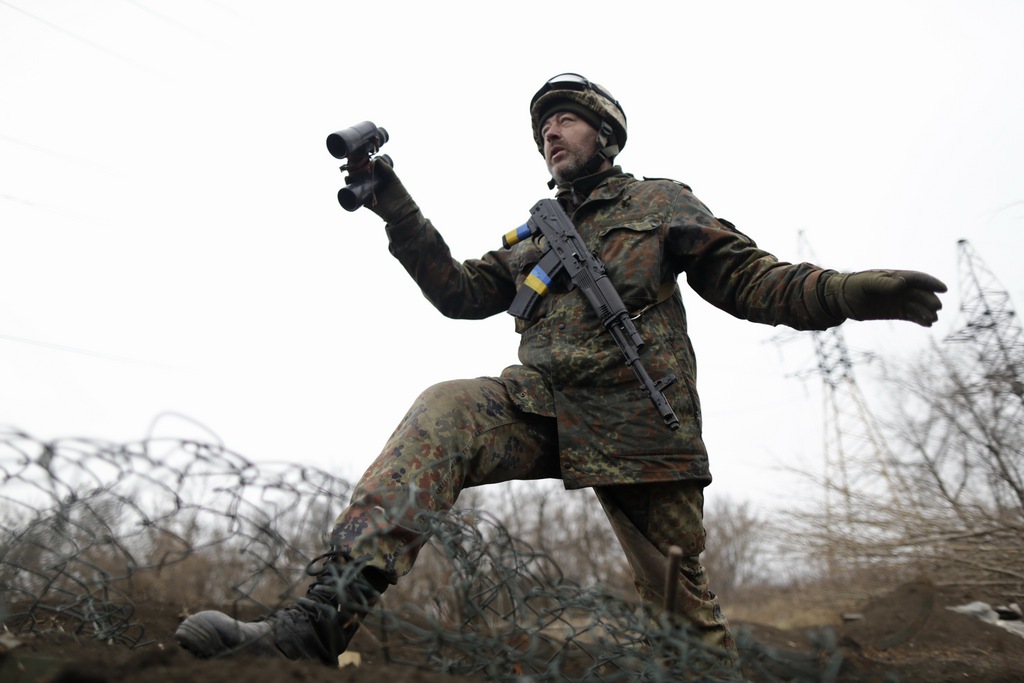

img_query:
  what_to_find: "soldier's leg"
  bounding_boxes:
[594,481,737,664]
[177,377,559,663]
[330,377,560,584]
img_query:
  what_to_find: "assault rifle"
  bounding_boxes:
[502,199,680,431]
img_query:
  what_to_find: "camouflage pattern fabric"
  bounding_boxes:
[595,481,736,662]
[330,377,736,660]
[331,377,560,581]
[328,167,841,660]
[383,168,840,489]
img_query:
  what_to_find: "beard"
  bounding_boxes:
[548,146,593,184]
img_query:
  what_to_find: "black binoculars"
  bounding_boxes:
[326,121,391,211]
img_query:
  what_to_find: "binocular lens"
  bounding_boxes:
[326,121,388,160]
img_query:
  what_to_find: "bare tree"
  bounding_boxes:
[701,497,773,604]
[774,338,1024,600]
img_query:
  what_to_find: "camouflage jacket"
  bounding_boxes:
[385,169,841,489]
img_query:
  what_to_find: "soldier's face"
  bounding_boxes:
[541,111,600,183]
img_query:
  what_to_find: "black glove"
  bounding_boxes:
[362,158,420,225]
[823,270,948,327]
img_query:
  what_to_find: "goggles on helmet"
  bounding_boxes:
[530,72,624,118]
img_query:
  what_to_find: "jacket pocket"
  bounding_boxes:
[597,216,664,308]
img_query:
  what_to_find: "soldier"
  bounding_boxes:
[175,73,946,667]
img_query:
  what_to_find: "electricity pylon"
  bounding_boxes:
[943,239,1024,511]
[784,232,905,572]
[946,239,1024,402]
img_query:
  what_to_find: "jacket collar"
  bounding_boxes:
[555,166,634,211]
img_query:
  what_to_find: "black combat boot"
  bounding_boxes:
[175,556,386,665]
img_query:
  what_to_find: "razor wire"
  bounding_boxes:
[0,427,855,682]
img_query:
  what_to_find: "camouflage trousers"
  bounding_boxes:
[330,377,735,658]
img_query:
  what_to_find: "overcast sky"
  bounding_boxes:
[2,0,1022,514]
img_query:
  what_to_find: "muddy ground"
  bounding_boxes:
[2,580,1022,682]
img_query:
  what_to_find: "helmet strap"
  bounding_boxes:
[582,120,619,175]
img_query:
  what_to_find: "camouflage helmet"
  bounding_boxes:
[530,73,627,161]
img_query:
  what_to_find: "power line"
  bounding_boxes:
[0,0,163,77]
[123,0,210,41]
[0,331,184,372]
[0,133,111,174]
[0,192,109,225]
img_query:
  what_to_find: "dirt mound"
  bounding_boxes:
[838,580,1024,682]
[736,579,1024,682]
[2,581,1023,682]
